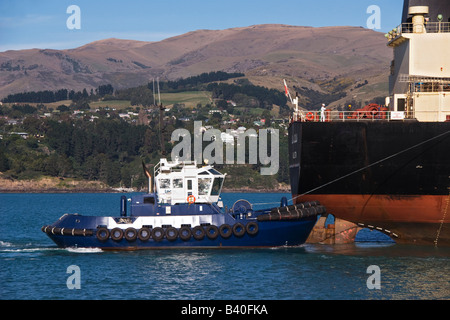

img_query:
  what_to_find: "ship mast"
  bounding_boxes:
[152,78,166,156]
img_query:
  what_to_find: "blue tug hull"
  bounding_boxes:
[42,199,323,250]
[43,218,316,249]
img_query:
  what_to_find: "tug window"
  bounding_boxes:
[173,178,183,189]
[211,177,224,196]
[144,197,155,204]
[208,168,221,175]
[159,179,170,189]
[198,178,212,195]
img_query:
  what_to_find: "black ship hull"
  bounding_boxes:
[289,121,450,246]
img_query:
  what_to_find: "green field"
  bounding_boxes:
[159,91,212,108]
[89,91,212,110]
[90,100,131,109]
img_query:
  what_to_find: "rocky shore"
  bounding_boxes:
[0,176,290,194]
[0,176,113,193]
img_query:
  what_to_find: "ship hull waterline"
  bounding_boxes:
[295,193,449,245]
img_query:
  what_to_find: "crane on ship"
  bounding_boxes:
[284,79,303,121]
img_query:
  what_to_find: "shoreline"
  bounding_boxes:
[0,176,290,194]
[0,188,291,194]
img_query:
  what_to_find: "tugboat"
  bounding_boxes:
[42,158,325,249]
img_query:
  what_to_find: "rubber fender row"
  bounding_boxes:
[269,201,320,214]
[41,225,94,237]
[257,202,326,222]
[95,222,259,242]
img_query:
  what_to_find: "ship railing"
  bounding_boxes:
[398,75,450,93]
[154,159,199,177]
[400,22,450,34]
[388,22,450,41]
[291,111,415,123]
[154,161,161,178]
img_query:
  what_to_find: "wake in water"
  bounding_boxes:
[0,241,103,254]
[0,241,14,247]
[65,247,103,253]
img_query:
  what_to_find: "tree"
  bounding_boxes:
[262,110,272,126]
[82,88,89,99]
[55,89,68,101]
[216,99,228,110]
[98,84,114,96]
[57,105,70,112]
[43,154,60,176]
[23,117,43,134]
[0,150,10,171]
[105,160,121,186]
[130,86,154,107]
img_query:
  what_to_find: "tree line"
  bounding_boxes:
[1,89,70,104]
[159,71,245,91]
[1,84,115,104]
[0,116,290,189]
[0,117,153,188]
[1,71,287,111]
[207,82,287,110]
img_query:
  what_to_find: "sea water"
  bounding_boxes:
[0,193,449,300]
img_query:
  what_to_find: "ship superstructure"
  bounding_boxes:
[388,2,450,122]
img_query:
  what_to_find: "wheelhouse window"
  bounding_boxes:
[173,178,183,188]
[211,177,224,196]
[159,179,170,189]
[208,168,221,175]
[198,178,212,195]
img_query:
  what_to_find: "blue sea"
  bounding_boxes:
[1,193,449,301]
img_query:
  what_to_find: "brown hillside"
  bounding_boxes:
[0,24,391,103]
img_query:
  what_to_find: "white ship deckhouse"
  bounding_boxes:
[387,3,450,122]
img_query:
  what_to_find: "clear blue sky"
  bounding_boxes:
[0,0,404,52]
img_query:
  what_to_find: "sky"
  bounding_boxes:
[0,0,405,52]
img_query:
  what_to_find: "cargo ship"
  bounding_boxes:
[288,0,450,246]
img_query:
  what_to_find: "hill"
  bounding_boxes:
[0,24,391,107]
